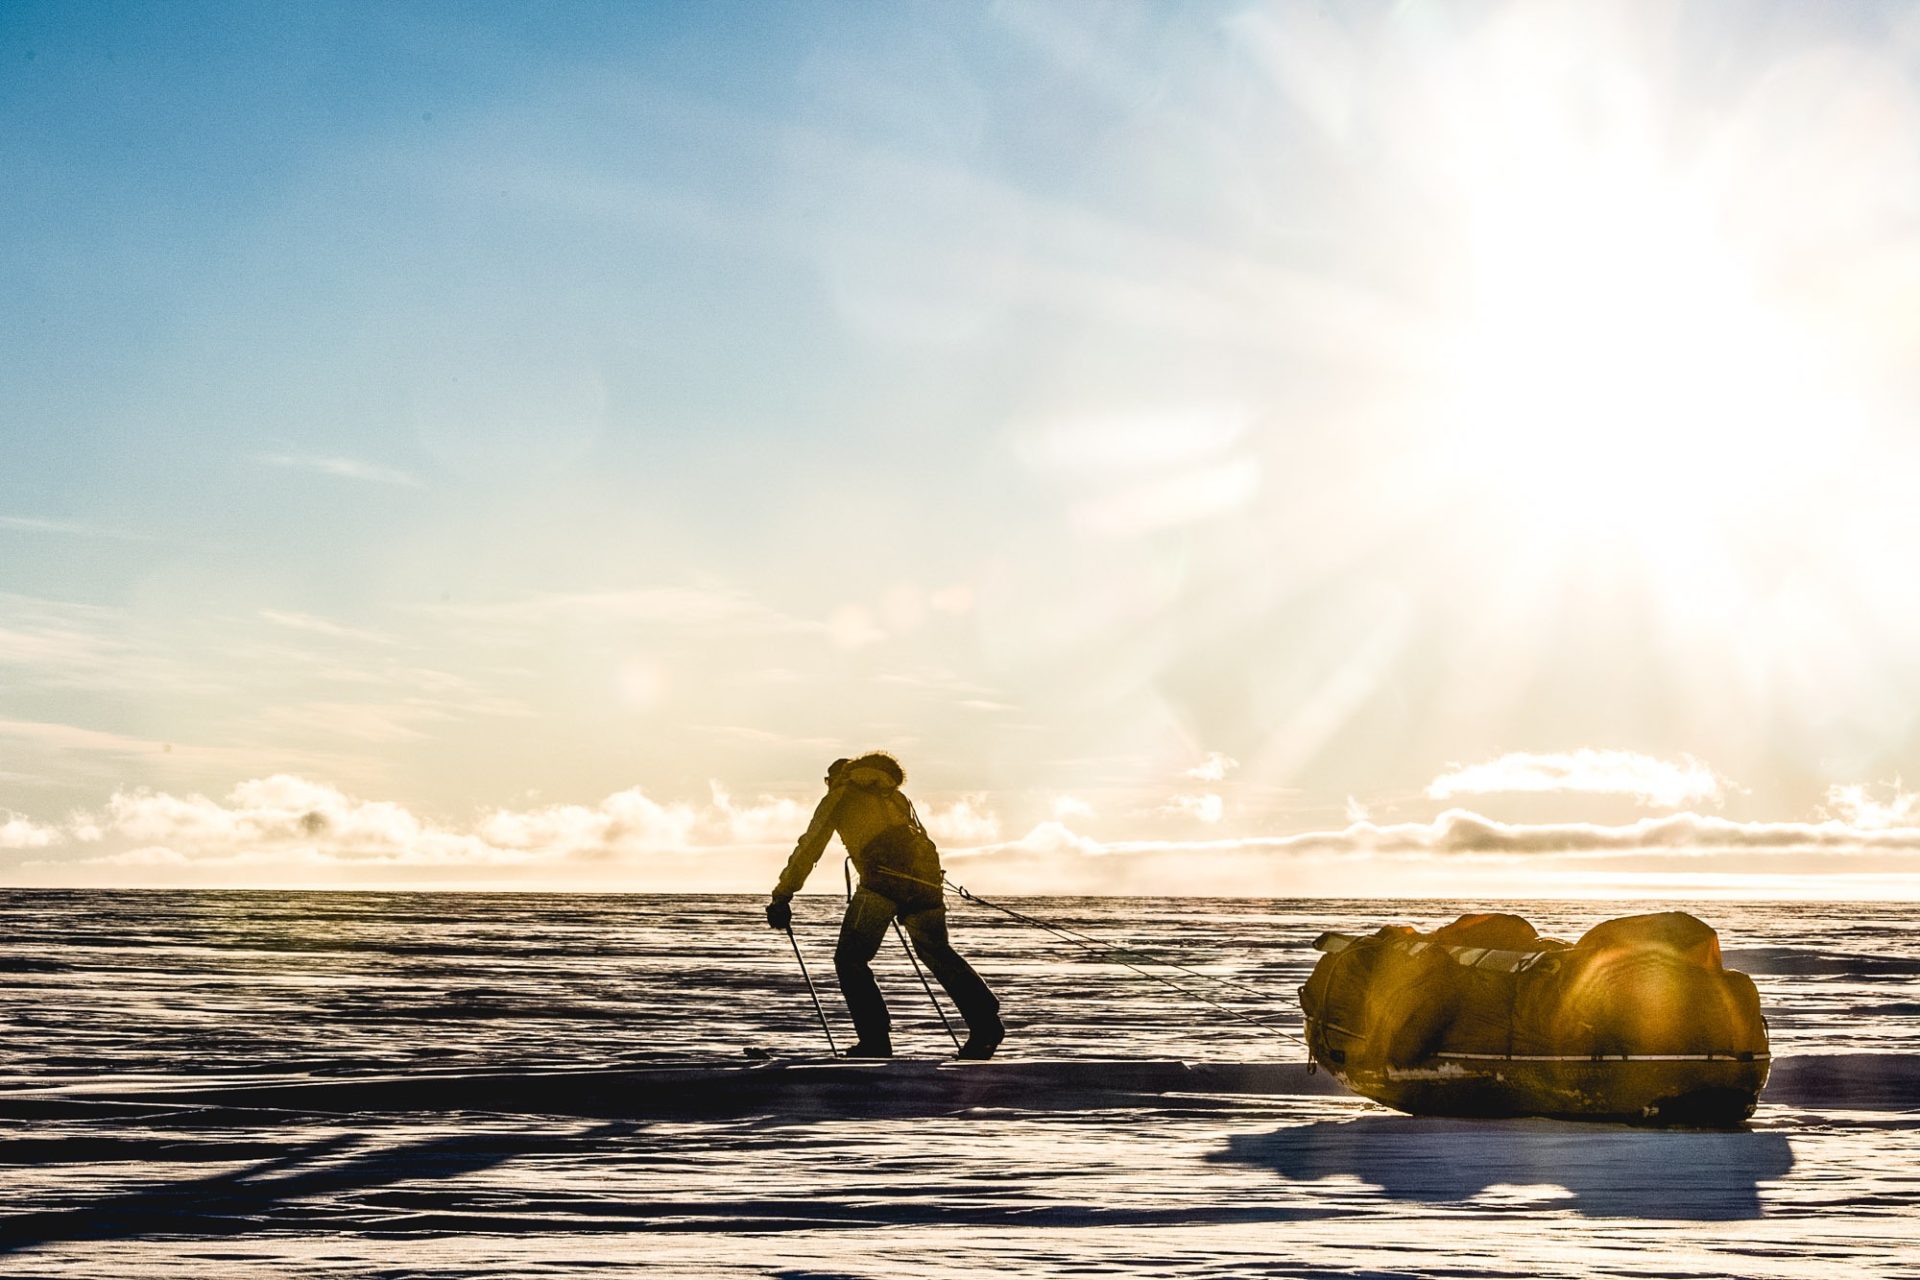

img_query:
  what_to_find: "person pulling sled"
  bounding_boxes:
[765,752,1003,1059]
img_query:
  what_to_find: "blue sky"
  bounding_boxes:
[7,1,1920,894]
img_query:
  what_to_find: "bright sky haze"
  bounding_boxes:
[7,1,1920,897]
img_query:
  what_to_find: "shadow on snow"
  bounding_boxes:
[0,1123,637,1253]
[1212,1113,1795,1220]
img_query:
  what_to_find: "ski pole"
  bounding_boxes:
[893,919,962,1050]
[785,925,838,1057]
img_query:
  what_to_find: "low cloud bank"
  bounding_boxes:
[952,810,1920,897]
[12,777,1002,876]
[7,775,1920,893]
[15,776,806,885]
[981,807,1920,861]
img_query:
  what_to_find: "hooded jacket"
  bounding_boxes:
[771,762,943,907]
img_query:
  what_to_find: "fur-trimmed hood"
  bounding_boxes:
[843,763,901,791]
[835,752,905,791]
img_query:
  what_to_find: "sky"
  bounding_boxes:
[6,0,1920,897]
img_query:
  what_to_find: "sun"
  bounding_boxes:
[1283,2,1920,768]
[1347,4,1887,615]
[1439,131,1829,568]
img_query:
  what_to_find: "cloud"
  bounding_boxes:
[982,806,1920,864]
[974,820,1105,861]
[40,775,711,872]
[17,773,1920,894]
[919,795,1002,846]
[1823,781,1920,830]
[944,808,1920,898]
[473,789,702,859]
[255,453,423,487]
[1427,750,1727,808]
[11,775,840,884]
[1186,752,1240,782]
[707,784,810,844]
[1052,795,1095,820]
[0,812,60,850]
[1163,793,1225,823]
[119,775,436,851]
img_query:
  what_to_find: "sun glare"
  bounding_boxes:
[1450,167,1814,555]
[1422,21,1853,583]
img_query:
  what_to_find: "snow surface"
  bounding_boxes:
[0,891,1913,1276]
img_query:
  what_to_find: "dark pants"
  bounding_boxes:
[834,886,999,1049]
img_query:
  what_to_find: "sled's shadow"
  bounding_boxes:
[1213,1113,1795,1220]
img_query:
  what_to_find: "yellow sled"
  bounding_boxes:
[1300,912,1770,1125]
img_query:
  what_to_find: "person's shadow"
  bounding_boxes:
[1212,1114,1795,1220]
[0,1122,637,1253]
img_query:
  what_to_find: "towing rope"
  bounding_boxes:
[878,868,1309,1050]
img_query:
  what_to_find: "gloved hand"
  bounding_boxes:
[766,898,793,931]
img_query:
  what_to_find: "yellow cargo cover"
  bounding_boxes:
[1299,911,1770,1124]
